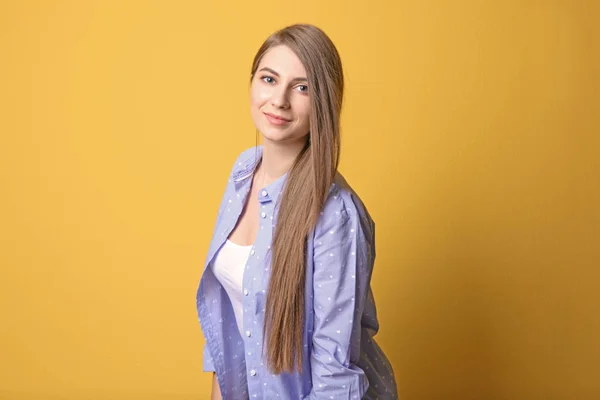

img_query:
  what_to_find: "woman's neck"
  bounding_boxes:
[257,138,307,186]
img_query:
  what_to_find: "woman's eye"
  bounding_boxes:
[260,76,308,93]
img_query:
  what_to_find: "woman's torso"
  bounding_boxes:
[196,145,398,399]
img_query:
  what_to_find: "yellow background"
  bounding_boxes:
[1,1,598,399]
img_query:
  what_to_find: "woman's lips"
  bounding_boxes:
[264,112,291,126]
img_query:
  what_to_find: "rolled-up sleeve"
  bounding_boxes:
[304,194,372,399]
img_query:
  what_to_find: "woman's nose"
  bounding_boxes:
[271,87,290,108]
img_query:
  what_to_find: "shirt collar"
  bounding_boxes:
[232,145,289,205]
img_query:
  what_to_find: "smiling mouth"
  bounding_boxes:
[264,112,291,122]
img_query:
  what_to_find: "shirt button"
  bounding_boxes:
[261,190,268,197]
[250,369,257,376]
[261,212,266,218]
[244,289,249,296]
[250,249,255,255]
[246,330,252,337]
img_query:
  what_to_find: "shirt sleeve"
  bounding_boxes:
[202,341,215,372]
[304,193,372,399]
[200,149,247,375]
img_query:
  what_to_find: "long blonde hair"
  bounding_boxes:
[249,24,345,374]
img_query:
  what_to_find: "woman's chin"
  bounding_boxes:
[259,128,292,142]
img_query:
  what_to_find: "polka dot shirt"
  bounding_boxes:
[196,145,398,399]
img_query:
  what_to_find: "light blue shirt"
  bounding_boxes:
[196,145,398,399]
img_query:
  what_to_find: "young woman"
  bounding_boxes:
[196,24,398,400]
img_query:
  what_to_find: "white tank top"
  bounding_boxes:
[210,239,253,338]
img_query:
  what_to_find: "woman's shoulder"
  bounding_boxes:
[332,172,373,218]
[317,171,375,238]
[227,145,261,176]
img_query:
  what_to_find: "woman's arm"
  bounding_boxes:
[303,195,373,399]
[211,372,222,400]
[203,343,221,399]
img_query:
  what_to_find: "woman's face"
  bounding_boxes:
[250,45,311,145]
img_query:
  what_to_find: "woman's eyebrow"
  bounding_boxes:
[258,67,308,83]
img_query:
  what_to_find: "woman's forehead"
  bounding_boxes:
[259,45,306,77]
